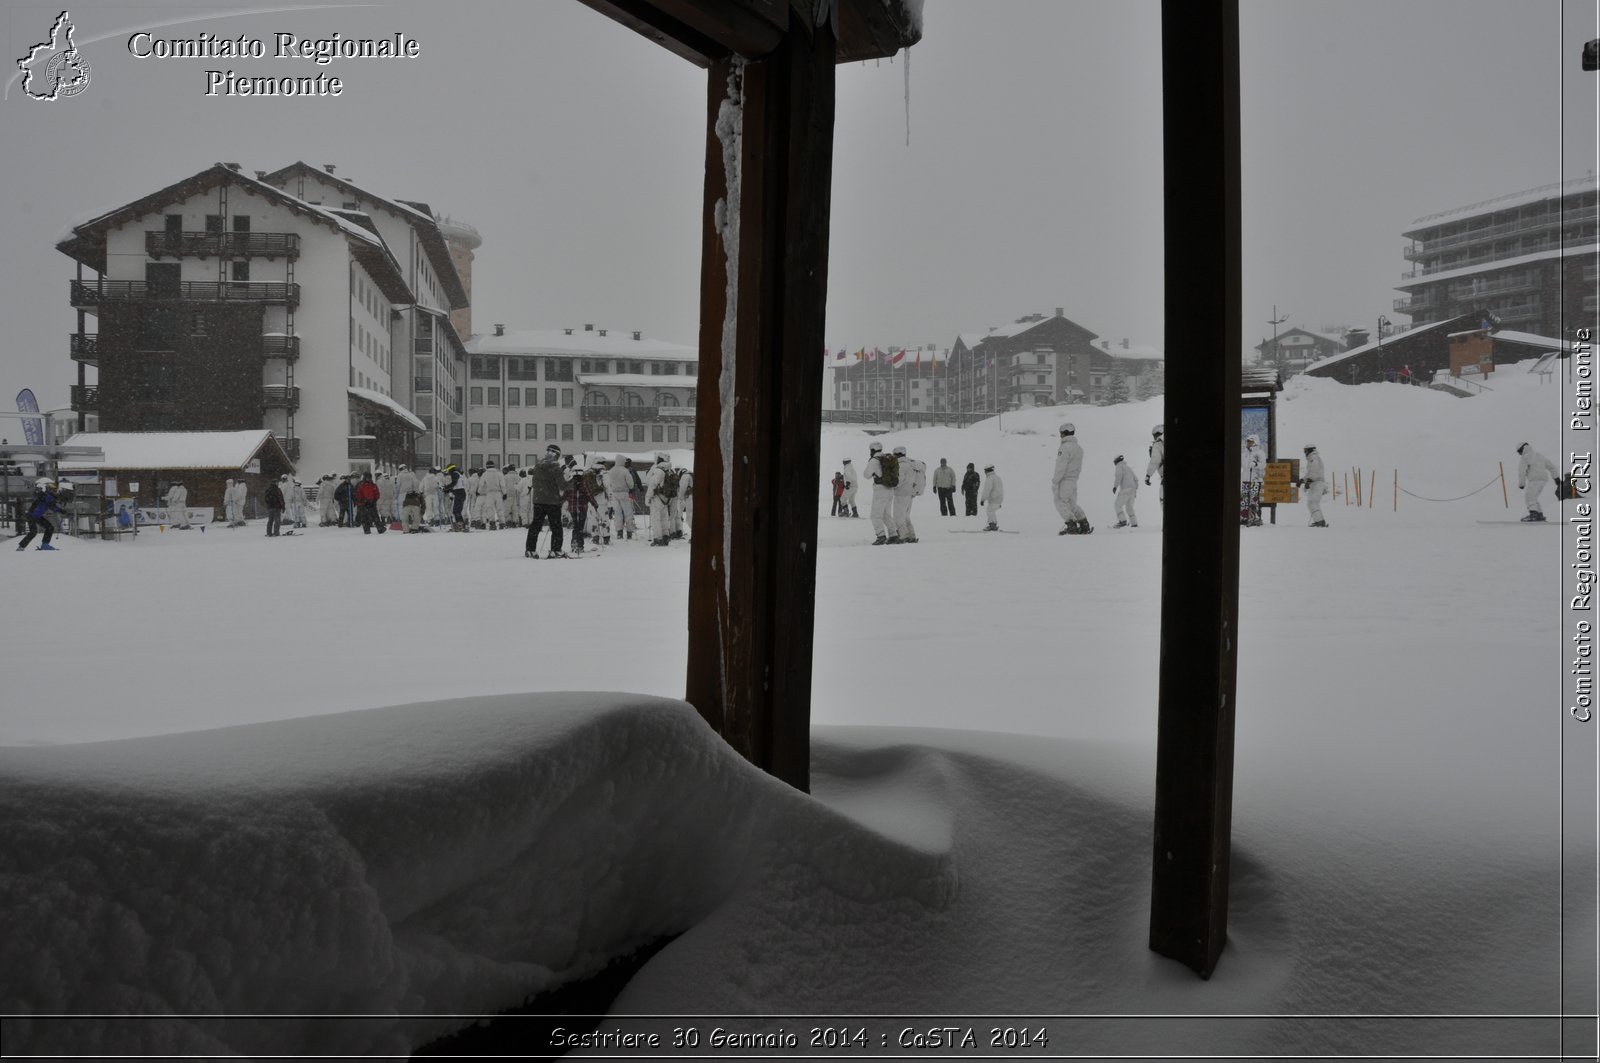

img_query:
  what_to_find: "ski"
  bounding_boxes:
[949,529,1021,534]
[1476,519,1558,525]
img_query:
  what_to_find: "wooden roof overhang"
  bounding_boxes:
[575,0,920,64]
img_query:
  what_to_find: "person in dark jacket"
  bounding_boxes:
[333,475,355,527]
[563,457,596,554]
[830,471,846,516]
[442,464,468,530]
[961,463,981,516]
[263,478,285,537]
[526,444,568,558]
[354,472,384,534]
[16,479,60,551]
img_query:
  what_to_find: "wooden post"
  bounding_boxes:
[685,18,837,793]
[1150,0,1241,981]
[1344,471,1350,504]
[1393,469,1398,512]
[1499,461,1508,507]
[1368,469,1375,509]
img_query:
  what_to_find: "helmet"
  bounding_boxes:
[590,455,605,468]
[892,446,907,456]
[842,458,852,464]
[1113,454,1124,464]
[35,478,54,491]
[546,444,562,456]
[1245,434,1258,445]
[1303,443,1316,453]
[1060,423,1075,436]
[397,463,407,470]
[655,451,670,463]
[983,464,995,472]
[444,463,457,472]
[1152,424,1163,437]
[1516,442,1529,454]
[869,441,883,453]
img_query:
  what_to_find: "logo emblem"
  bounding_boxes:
[17,11,91,101]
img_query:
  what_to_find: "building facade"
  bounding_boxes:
[1394,176,1598,339]
[942,309,1161,412]
[461,324,699,466]
[1251,327,1346,378]
[58,162,472,476]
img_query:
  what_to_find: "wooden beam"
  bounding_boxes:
[1149,0,1242,980]
[577,0,915,66]
[686,20,836,791]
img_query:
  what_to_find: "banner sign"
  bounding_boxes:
[1261,460,1300,504]
[15,389,44,447]
[134,506,216,526]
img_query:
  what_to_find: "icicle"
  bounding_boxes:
[903,45,911,146]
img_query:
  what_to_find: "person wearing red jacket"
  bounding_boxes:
[353,471,385,534]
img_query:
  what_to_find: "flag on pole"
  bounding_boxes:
[890,349,906,366]
[854,348,865,361]
[834,349,848,363]
[15,389,43,447]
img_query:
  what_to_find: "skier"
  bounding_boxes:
[401,479,425,533]
[501,464,519,528]
[1053,423,1091,535]
[892,446,924,544]
[394,465,418,523]
[961,462,981,516]
[627,458,644,538]
[222,478,239,527]
[516,468,533,527]
[979,464,1004,531]
[646,451,673,546]
[263,476,285,537]
[1112,454,1139,528]
[318,474,337,527]
[374,471,392,530]
[864,441,897,545]
[281,475,306,529]
[565,456,596,554]
[932,458,957,516]
[444,464,468,530]
[16,478,60,550]
[420,467,441,527]
[678,467,694,536]
[354,471,384,533]
[1300,443,1329,527]
[604,455,634,542]
[231,478,249,526]
[1145,425,1165,505]
[334,475,355,527]
[526,444,567,557]
[840,458,860,517]
[479,462,504,531]
[465,467,483,528]
[1240,434,1265,527]
[1516,442,1561,522]
[164,480,190,529]
[831,471,846,517]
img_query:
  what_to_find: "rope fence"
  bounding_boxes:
[1395,475,1506,504]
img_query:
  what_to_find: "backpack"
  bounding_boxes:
[878,453,900,488]
[1556,475,1588,501]
[660,468,682,500]
[911,461,926,496]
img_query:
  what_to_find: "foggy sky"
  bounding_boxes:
[1,0,1594,410]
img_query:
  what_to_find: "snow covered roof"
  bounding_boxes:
[577,373,697,389]
[1093,342,1163,360]
[1303,317,1464,373]
[57,430,284,471]
[1395,242,1598,289]
[955,333,988,351]
[466,329,697,360]
[1490,330,1567,352]
[348,387,427,431]
[1408,175,1598,229]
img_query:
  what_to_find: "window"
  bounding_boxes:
[685,425,694,445]
[633,425,645,442]
[581,424,594,441]
[545,424,557,440]
[487,387,501,406]
[1037,374,1047,384]
[470,423,484,439]
[507,389,520,407]
[471,452,482,467]
[470,387,483,406]
[598,425,610,441]
[488,424,501,440]
[450,423,463,446]
[580,360,593,373]
[545,388,557,407]
[631,361,644,375]
[205,214,224,234]
[231,260,250,282]
[471,355,500,380]
[650,362,662,375]
[548,358,574,382]
[617,424,628,439]
[667,426,680,443]
[841,381,851,391]
[508,358,538,381]
[561,424,573,441]
[561,389,573,408]
[508,423,521,439]
[659,394,680,407]
[488,454,501,466]
[686,364,697,377]
[525,423,537,439]
[912,398,920,407]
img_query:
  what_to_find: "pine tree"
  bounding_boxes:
[1136,365,1165,400]
[1104,364,1131,405]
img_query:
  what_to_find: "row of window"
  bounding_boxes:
[467,422,693,465]
[470,386,574,408]
[469,355,700,381]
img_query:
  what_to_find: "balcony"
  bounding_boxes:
[69,333,99,363]
[413,337,435,356]
[348,437,378,460]
[1392,294,1435,313]
[262,385,301,410]
[70,384,98,411]
[71,279,301,309]
[145,231,301,259]
[275,435,301,461]
[414,377,434,394]
[579,403,696,422]
[261,334,300,359]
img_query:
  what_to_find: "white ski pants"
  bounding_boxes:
[668,497,684,536]
[1524,477,1549,515]
[1306,480,1327,523]
[1054,479,1085,522]
[985,499,1001,526]
[649,497,669,540]
[1115,486,1138,525]
[842,482,858,511]
[870,485,895,537]
[892,493,915,539]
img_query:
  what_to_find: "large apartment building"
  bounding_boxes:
[57,161,472,476]
[946,309,1161,411]
[461,324,699,466]
[1394,176,1598,339]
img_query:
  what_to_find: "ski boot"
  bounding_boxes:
[985,522,998,531]
[37,544,57,551]
[886,535,902,545]
[1077,519,1094,535]
[1058,523,1073,536]
[1112,520,1128,529]
[547,551,569,559]
[1311,520,1329,528]
[871,535,888,545]
[1520,512,1547,522]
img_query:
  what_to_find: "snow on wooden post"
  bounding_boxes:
[684,19,837,793]
[1149,0,1242,980]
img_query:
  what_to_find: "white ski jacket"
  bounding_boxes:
[1053,438,1084,486]
[1517,447,1559,488]
[979,471,1004,506]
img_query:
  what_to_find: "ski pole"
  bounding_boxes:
[1368,469,1375,509]
[1499,462,1508,508]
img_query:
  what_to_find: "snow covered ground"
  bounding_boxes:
[2,367,1592,1058]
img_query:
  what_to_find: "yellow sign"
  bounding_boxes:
[1261,460,1299,504]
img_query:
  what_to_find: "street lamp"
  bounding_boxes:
[1377,314,1390,382]
[1268,306,1289,374]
